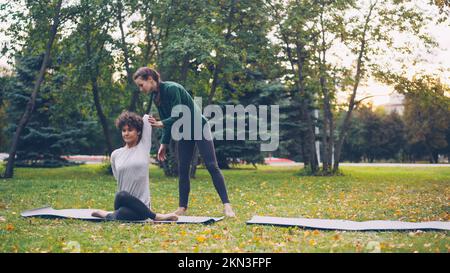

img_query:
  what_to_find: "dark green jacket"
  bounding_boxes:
[156,81,208,144]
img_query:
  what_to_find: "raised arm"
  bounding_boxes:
[140,114,153,151]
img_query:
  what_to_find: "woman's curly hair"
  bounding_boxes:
[115,111,143,142]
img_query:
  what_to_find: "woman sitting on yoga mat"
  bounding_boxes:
[133,67,235,217]
[92,111,178,221]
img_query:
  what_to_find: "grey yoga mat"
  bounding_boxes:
[246,216,450,231]
[21,206,224,225]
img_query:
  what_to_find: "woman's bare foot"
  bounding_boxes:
[155,213,178,221]
[91,210,109,219]
[173,207,187,216]
[223,203,236,217]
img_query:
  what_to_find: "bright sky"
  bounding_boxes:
[1,1,448,106]
[343,1,450,106]
[357,20,450,106]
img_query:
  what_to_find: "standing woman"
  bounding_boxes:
[133,67,235,217]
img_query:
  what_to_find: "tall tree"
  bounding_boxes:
[3,54,93,167]
[267,0,320,173]
[0,75,10,152]
[112,0,141,112]
[332,0,440,172]
[2,0,64,178]
[389,75,449,163]
[331,0,377,172]
[139,0,279,176]
[73,0,115,155]
[340,106,407,162]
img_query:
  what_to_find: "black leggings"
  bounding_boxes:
[106,191,156,221]
[178,137,230,208]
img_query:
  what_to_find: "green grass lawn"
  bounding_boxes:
[0,164,449,253]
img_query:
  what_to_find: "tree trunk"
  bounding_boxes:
[320,81,335,174]
[180,54,190,85]
[116,1,139,112]
[318,6,335,175]
[91,76,113,155]
[208,63,221,104]
[424,143,437,163]
[142,13,156,66]
[300,130,308,169]
[84,15,113,155]
[295,40,319,174]
[190,0,237,177]
[319,56,329,171]
[273,7,316,173]
[4,0,63,178]
[329,114,335,168]
[333,2,376,173]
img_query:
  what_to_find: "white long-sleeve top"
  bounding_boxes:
[110,114,152,208]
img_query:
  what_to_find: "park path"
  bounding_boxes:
[268,162,450,167]
[263,157,449,167]
[0,153,448,167]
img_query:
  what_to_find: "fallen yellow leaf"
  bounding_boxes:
[196,235,207,243]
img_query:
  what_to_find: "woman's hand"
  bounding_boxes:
[148,116,164,128]
[158,144,167,161]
